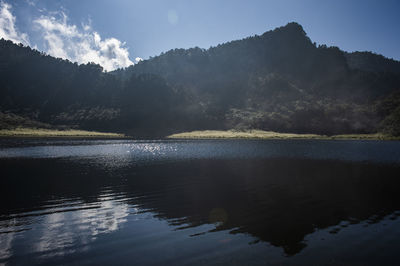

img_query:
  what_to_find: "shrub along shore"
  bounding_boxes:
[0,127,125,138]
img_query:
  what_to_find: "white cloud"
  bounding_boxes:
[25,0,36,7]
[34,11,134,71]
[0,1,30,45]
[0,2,137,71]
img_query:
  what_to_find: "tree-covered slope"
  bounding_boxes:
[1,22,400,136]
[0,40,183,136]
[128,22,400,135]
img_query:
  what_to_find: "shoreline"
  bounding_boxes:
[1,128,398,140]
[0,128,126,138]
[167,130,400,141]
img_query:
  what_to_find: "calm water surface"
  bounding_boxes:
[1,139,400,265]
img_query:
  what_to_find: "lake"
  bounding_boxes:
[1,139,400,265]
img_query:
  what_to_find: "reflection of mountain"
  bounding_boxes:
[124,159,400,255]
[2,156,400,255]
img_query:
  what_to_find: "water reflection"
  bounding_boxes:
[119,159,400,255]
[1,140,400,264]
[0,196,129,261]
[34,200,128,257]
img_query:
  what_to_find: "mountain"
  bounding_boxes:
[0,40,182,136]
[345,51,400,73]
[1,22,400,137]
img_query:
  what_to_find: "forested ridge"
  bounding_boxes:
[1,22,400,137]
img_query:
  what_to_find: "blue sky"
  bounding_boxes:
[1,0,399,70]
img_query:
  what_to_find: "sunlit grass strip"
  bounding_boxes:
[329,133,398,140]
[0,127,125,137]
[168,130,324,139]
[167,130,399,140]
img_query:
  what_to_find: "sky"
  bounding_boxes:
[0,0,399,71]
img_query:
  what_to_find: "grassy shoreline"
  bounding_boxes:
[2,128,398,140]
[167,130,400,140]
[0,127,125,138]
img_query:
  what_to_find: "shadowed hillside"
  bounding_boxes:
[1,22,400,137]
